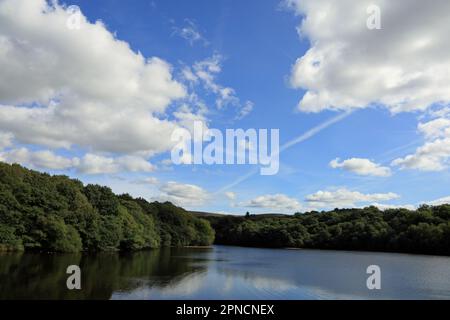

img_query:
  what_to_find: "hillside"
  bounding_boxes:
[204,206,450,255]
[0,162,214,252]
[2,161,450,256]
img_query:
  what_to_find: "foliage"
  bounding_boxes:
[3,161,448,256]
[0,162,215,252]
[206,205,450,255]
[136,200,215,247]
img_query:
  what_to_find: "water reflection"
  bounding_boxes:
[1,246,449,300]
[0,248,207,300]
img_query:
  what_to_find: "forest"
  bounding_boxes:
[204,205,450,255]
[1,161,450,256]
[0,162,215,253]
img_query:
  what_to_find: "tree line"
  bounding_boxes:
[2,161,449,256]
[0,162,215,253]
[204,205,450,255]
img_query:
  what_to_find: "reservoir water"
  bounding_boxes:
[1,245,449,300]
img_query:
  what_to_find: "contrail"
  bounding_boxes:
[216,110,354,193]
[280,110,353,153]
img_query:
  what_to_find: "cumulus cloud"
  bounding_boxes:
[426,196,450,206]
[158,181,210,207]
[0,148,155,174]
[392,138,450,171]
[286,0,450,113]
[77,154,155,175]
[305,188,399,208]
[330,158,391,177]
[240,194,302,212]
[0,148,77,170]
[392,115,450,171]
[0,132,13,150]
[0,0,190,162]
[418,118,450,139]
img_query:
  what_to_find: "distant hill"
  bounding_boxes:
[202,205,450,256]
[190,211,228,218]
[190,211,290,219]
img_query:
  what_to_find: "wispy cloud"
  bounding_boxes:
[181,54,254,120]
[172,19,209,46]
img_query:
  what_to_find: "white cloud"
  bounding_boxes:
[418,118,450,139]
[392,138,450,171]
[286,0,450,113]
[225,192,236,200]
[0,148,77,170]
[133,177,160,185]
[0,147,155,174]
[330,158,391,177]
[240,194,302,212]
[428,107,450,119]
[173,102,209,134]
[426,196,450,206]
[191,55,238,109]
[0,0,188,158]
[236,101,254,120]
[392,116,450,171]
[183,55,254,119]
[77,154,155,174]
[305,188,399,208]
[158,181,210,207]
[173,19,208,46]
[181,67,199,83]
[0,132,13,150]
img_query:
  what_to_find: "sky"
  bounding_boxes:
[1,0,450,214]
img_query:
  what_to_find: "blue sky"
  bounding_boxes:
[1,0,450,214]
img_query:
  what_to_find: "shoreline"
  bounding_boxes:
[211,244,450,258]
[1,243,450,258]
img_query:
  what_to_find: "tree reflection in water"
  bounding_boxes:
[0,248,209,300]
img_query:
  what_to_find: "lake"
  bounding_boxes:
[1,245,449,300]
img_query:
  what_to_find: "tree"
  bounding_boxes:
[0,162,215,253]
[206,204,450,255]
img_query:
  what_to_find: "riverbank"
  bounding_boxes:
[0,244,24,252]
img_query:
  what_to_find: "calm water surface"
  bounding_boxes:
[1,245,449,300]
